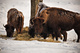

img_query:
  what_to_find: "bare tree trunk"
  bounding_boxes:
[31,0,43,18]
[30,0,43,26]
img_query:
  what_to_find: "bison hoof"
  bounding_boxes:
[60,37,62,40]
[63,39,67,41]
[43,37,47,39]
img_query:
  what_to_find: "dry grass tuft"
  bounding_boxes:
[14,33,31,41]
[0,35,10,40]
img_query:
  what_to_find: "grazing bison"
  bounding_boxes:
[29,2,49,38]
[32,18,66,41]
[30,3,66,40]
[32,7,80,42]
[4,8,24,37]
[28,17,35,38]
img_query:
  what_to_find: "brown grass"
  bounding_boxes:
[0,35,10,40]
[0,26,61,43]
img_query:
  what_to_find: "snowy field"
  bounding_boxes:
[0,38,80,53]
[0,0,80,53]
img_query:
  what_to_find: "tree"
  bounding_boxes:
[30,0,43,26]
[31,0,43,19]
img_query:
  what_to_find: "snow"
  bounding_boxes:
[0,38,80,53]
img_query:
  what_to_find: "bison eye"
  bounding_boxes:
[46,12,49,14]
[42,23,45,26]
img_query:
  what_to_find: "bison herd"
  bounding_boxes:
[3,3,80,42]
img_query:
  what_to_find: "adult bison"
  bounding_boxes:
[29,2,49,38]
[4,8,24,37]
[32,18,67,41]
[32,7,80,42]
[29,3,66,40]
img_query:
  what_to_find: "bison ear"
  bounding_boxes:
[30,17,35,25]
[33,19,36,23]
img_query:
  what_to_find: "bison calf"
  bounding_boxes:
[4,8,24,37]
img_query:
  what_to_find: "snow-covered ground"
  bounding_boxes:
[0,0,80,53]
[0,38,80,53]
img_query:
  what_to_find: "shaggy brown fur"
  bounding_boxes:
[29,3,49,38]
[4,8,24,37]
[33,7,80,42]
[32,18,65,40]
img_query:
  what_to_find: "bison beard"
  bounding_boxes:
[32,7,80,42]
[4,8,24,37]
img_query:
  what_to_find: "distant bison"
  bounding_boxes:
[32,7,80,42]
[4,8,24,37]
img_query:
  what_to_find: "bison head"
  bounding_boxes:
[3,24,14,37]
[32,18,45,34]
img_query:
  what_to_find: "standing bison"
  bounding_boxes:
[32,7,80,42]
[29,3,66,40]
[4,8,24,37]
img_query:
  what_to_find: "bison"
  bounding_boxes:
[4,8,24,37]
[29,3,66,40]
[32,7,80,42]
[28,17,35,38]
[29,2,49,38]
[32,18,67,41]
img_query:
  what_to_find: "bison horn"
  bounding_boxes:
[3,24,6,27]
[30,17,35,25]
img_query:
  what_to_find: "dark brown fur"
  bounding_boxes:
[29,3,49,38]
[4,8,24,37]
[33,7,80,42]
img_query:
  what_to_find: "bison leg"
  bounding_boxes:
[52,34,55,39]
[55,31,61,41]
[59,34,62,40]
[61,31,67,41]
[74,28,80,42]
[40,33,47,39]
[28,28,35,38]
[16,28,19,33]
[19,27,23,33]
[16,28,18,33]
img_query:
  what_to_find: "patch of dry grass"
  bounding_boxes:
[0,35,6,38]
[14,33,31,41]
[0,26,61,43]
[14,26,31,41]
[0,35,10,40]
